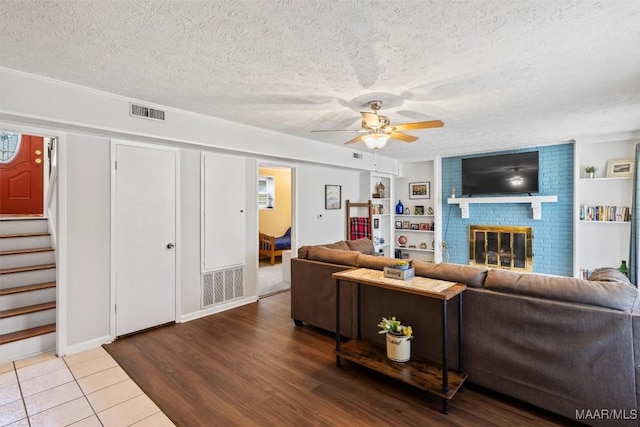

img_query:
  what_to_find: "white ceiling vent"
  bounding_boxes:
[352,152,363,159]
[129,103,165,121]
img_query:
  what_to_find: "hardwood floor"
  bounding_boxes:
[104,292,579,427]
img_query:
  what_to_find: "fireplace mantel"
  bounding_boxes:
[447,195,558,220]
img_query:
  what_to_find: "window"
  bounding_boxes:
[0,132,21,163]
[258,176,275,209]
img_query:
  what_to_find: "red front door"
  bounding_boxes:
[0,134,44,215]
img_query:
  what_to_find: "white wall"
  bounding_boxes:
[65,134,111,347]
[295,164,363,249]
[179,149,202,317]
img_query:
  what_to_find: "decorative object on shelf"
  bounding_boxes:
[410,223,419,230]
[397,235,407,247]
[409,181,430,199]
[428,207,434,215]
[379,237,385,244]
[441,241,449,263]
[414,205,424,215]
[619,260,629,277]
[420,242,427,249]
[375,181,386,198]
[419,223,428,230]
[395,221,402,229]
[402,220,410,229]
[402,252,410,259]
[378,316,413,363]
[373,218,379,229]
[404,207,411,215]
[606,159,634,177]
[450,187,456,199]
[584,165,597,178]
[395,200,404,214]
[325,185,341,209]
[373,236,380,245]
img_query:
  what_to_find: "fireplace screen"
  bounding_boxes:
[469,225,532,271]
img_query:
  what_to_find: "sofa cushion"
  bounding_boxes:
[588,267,631,284]
[346,238,375,255]
[484,268,638,311]
[413,262,488,288]
[307,247,360,266]
[356,254,399,270]
[298,240,350,259]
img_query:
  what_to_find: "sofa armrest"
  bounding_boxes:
[291,258,357,338]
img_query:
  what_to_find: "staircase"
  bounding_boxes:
[0,218,56,363]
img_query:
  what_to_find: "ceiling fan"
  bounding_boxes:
[312,100,444,150]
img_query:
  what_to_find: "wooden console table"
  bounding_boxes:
[332,268,467,414]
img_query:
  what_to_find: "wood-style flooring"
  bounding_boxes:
[104,291,580,427]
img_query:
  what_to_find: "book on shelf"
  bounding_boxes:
[579,205,631,222]
[579,269,594,279]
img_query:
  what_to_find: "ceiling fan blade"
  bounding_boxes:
[311,129,366,133]
[392,120,445,131]
[344,134,367,145]
[389,132,419,143]
[361,112,380,128]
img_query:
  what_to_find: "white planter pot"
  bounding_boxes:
[386,333,411,362]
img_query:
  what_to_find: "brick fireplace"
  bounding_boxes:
[469,225,533,272]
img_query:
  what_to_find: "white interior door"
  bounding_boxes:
[115,143,177,336]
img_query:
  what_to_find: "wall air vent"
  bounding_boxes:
[201,266,244,308]
[352,152,363,159]
[129,103,166,121]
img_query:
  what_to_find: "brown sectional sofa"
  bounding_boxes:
[291,238,640,426]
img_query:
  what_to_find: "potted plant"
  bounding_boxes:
[585,166,597,178]
[378,316,413,362]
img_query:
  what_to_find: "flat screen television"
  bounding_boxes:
[461,151,539,196]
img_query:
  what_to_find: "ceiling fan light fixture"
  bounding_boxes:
[363,133,390,150]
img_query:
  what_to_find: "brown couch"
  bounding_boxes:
[291,238,640,426]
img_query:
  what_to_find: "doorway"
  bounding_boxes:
[258,164,293,297]
[0,131,47,216]
[112,141,178,336]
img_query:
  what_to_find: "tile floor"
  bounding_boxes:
[0,347,175,426]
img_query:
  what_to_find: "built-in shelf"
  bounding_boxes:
[447,196,558,220]
[395,229,434,233]
[580,177,632,181]
[395,246,434,253]
[579,220,631,224]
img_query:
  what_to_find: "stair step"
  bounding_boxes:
[0,219,48,235]
[0,263,56,275]
[0,323,56,345]
[0,282,56,296]
[0,301,56,319]
[0,247,54,256]
[0,232,51,239]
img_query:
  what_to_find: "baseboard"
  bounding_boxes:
[60,334,112,357]
[0,333,56,364]
[178,296,258,323]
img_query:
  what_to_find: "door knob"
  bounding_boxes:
[167,243,175,249]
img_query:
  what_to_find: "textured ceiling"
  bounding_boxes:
[1,0,639,161]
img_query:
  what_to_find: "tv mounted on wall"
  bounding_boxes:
[461,151,539,196]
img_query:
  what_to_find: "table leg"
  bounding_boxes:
[335,278,341,368]
[458,293,465,392]
[357,283,361,340]
[441,299,449,395]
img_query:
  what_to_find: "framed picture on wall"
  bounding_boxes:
[606,159,634,177]
[325,185,341,209]
[409,182,430,199]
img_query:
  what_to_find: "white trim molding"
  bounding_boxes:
[447,195,558,220]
